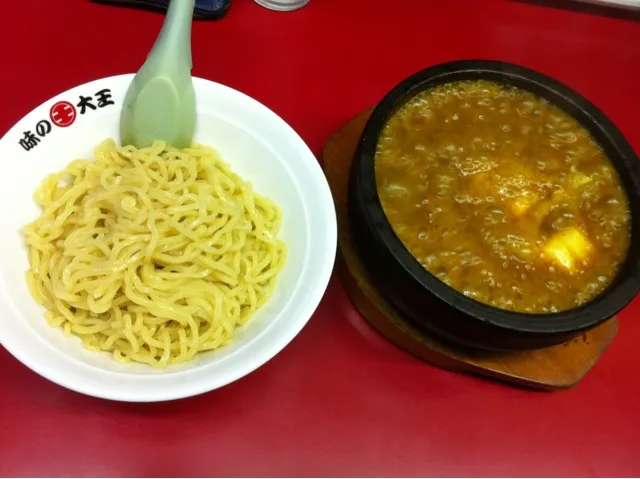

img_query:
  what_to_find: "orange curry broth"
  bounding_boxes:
[375,80,630,314]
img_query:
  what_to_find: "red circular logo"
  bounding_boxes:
[49,101,77,128]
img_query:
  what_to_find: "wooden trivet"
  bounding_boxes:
[322,108,618,390]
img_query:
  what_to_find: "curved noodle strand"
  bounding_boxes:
[24,139,287,368]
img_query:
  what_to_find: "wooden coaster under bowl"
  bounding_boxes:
[323,108,618,390]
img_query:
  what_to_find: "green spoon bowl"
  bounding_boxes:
[120,0,196,149]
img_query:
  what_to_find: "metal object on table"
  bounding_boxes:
[254,0,310,11]
[572,0,640,10]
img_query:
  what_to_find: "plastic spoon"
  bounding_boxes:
[120,0,196,149]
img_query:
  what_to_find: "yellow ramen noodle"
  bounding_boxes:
[24,139,287,368]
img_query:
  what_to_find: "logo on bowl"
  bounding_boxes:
[50,101,77,128]
[19,88,116,152]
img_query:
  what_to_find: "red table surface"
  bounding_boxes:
[1,0,639,476]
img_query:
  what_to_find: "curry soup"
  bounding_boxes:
[375,80,631,314]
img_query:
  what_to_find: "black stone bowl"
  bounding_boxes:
[349,60,640,351]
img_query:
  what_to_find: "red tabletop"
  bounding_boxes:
[1,0,639,476]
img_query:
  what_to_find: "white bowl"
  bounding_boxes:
[0,75,337,402]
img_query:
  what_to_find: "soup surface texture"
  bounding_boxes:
[375,80,630,313]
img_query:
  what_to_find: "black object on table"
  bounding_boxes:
[91,0,232,20]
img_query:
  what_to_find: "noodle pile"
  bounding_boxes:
[23,139,287,368]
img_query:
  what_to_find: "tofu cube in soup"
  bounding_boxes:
[543,228,593,273]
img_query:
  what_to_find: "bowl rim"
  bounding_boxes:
[0,74,338,401]
[353,59,640,334]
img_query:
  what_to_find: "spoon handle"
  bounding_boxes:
[147,0,196,71]
[120,0,197,148]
